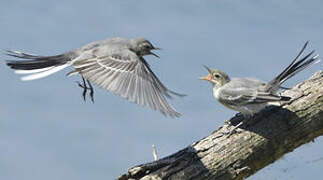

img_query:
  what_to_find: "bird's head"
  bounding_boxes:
[129,38,160,58]
[200,66,230,88]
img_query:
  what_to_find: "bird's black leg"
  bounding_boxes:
[87,80,94,103]
[222,114,250,138]
[76,76,88,102]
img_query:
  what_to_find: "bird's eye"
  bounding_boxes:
[143,44,151,49]
[213,74,220,78]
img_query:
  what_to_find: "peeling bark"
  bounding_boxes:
[119,71,323,180]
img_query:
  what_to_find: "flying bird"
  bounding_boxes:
[5,37,184,118]
[200,41,319,126]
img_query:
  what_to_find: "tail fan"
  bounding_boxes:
[266,41,320,92]
[5,50,72,81]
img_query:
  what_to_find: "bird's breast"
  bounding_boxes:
[212,87,221,100]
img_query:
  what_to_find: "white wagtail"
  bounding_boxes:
[200,41,319,123]
[5,37,184,118]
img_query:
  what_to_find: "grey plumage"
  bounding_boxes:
[201,41,320,116]
[5,37,184,118]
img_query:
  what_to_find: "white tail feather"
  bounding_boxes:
[21,64,70,81]
[15,67,53,74]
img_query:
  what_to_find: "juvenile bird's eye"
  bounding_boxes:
[213,74,220,78]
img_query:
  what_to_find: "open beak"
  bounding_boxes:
[200,74,212,81]
[203,65,212,74]
[200,65,213,81]
[150,51,160,58]
[150,47,161,58]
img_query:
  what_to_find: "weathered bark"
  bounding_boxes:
[119,71,323,180]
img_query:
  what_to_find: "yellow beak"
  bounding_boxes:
[200,74,212,81]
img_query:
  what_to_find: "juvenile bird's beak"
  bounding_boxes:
[200,74,212,81]
[203,65,212,74]
[200,65,213,81]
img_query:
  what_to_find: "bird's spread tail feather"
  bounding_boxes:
[5,50,71,81]
[266,41,320,92]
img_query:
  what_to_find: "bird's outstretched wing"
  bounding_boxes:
[72,49,182,118]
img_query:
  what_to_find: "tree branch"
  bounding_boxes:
[119,71,323,180]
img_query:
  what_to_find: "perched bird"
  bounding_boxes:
[200,41,319,120]
[5,37,184,117]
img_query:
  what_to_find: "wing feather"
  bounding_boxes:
[73,49,181,117]
[218,87,290,106]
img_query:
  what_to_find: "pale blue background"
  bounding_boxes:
[0,1,322,180]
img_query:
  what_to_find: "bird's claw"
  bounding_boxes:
[76,77,95,103]
[89,91,94,103]
[87,80,94,103]
[82,87,87,102]
[221,121,244,138]
[76,81,85,88]
[76,81,91,90]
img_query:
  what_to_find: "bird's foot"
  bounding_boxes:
[87,80,94,103]
[76,80,87,102]
[76,77,95,103]
[221,121,244,138]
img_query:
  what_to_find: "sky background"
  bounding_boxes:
[0,1,322,180]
